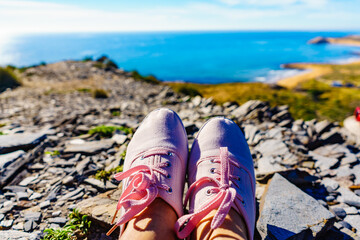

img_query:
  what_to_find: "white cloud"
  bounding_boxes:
[218,0,328,7]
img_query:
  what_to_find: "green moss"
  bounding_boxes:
[43,209,91,240]
[0,67,21,92]
[77,88,91,93]
[88,125,133,138]
[45,150,60,156]
[131,70,161,85]
[95,165,123,181]
[111,110,121,116]
[92,89,109,98]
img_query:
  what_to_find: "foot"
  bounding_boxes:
[107,108,188,236]
[175,117,256,239]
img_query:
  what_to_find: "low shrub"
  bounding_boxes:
[0,67,21,92]
[92,89,109,98]
[131,70,160,85]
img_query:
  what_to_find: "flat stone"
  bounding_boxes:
[257,156,286,175]
[39,200,51,209]
[24,220,37,232]
[309,151,338,171]
[337,187,360,208]
[315,120,333,136]
[2,186,28,193]
[313,144,346,159]
[24,212,42,222]
[257,173,335,239]
[0,132,47,154]
[341,153,358,165]
[319,129,344,144]
[0,219,14,228]
[16,192,28,201]
[76,157,91,175]
[64,139,114,155]
[343,206,358,215]
[52,210,62,217]
[0,214,4,222]
[29,192,42,200]
[58,187,85,201]
[111,134,127,145]
[344,215,360,233]
[321,178,339,192]
[48,217,67,225]
[232,100,266,118]
[19,175,39,186]
[83,178,117,191]
[0,150,25,169]
[77,188,122,226]
[254,139,290,158]
[331,207,346,219]
[0,230,32,239]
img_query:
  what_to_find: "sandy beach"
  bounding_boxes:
[277,60,360,89]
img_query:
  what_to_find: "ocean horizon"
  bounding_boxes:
[1,31,360,84]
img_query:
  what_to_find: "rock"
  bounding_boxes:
[337,187,360,208]
[232,100,266,118]
[64,139,114,155]
[257,156,286,175]
[48,217,67,226]
[52,210,61,217]
[321,178,339,192]
[0,132,47,154]
[331,207,346,219]
[16,192,28,201]
[24,220,37,232]
[0,219,14,228]
[83,178,117,191]
[344,215,360,233]
[19,175,39,186]
[309,151,338,171]
[257,174,335,239]
[77,188,122,226]
[254,139,290,158]
[2,186,28,193]
[0,214,4,222]
[24,212,42,222]
[337,221,353,230]
[0,230,32,239]
[315,120,333,136]
[76,157,91,175]
[39,200,51,209]
[313,144,346,159]
[0,150,25,169]
[343,206,358,215]
[320,129,344,144]
[111,134,127,145]
[58,187,85,201]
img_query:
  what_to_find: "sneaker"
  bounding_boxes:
[175,117,256,239]
[107,108,188,236]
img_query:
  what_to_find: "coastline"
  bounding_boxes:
[277,60,360,89]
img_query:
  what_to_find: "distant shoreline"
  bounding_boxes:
[277,60,360,89]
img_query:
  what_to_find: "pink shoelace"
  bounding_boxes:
[175,147,244,239]
[107,148,173,236]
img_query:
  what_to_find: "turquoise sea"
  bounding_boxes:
[1,31,360,83]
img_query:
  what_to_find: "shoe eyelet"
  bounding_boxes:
[140,155,145,160]
[210,168,216,174]
[166,162,171,168]
[168,152,173,156]
[166,174,171,179]
[210,159,215,163]
[206,189,212,196]
[242,200,245,206]
[167,187,173,193]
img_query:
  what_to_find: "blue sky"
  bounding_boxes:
[0,0,359,34]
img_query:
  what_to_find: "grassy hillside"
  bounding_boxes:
[168,62,360,122]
